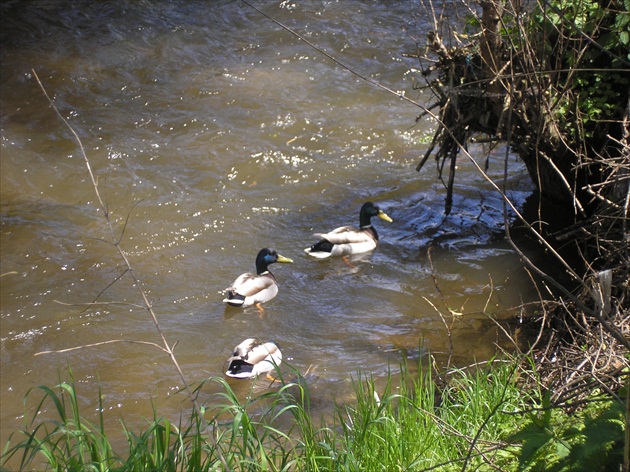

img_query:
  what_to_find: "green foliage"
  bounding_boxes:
[615,0,630,50]
[330,359,529,470]
[529,0,630,142]
[0,369,122,471]
[511,390,625,471]
[2,361,626,471]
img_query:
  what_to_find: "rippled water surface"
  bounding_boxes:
[1,0,539,449]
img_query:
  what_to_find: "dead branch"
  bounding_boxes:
[32,70,231,471]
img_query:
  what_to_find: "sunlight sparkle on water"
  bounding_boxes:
[253,150,311,167]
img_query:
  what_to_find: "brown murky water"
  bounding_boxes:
[1,0,539,452]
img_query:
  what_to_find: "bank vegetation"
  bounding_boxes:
[416,0,628,422]
[2,0,629,470]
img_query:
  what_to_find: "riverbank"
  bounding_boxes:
[2,355,624,471]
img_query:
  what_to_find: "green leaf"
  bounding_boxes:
[555,439,571,459]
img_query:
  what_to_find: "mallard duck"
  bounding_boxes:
[225,338,282,379]
[223,248,293,308]
[304,202,393,259]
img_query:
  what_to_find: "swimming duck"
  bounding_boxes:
[225,338,282,379]
[304,202,393,258]
[223,248,293,309]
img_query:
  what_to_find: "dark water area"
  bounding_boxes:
[1,0,541,453]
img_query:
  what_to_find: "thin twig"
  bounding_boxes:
[53,299,147,309]
[460,362,519,472]
[239,0,428,111]
[35,340,168,356]
[32,70,231,471]
[422,296,453,370]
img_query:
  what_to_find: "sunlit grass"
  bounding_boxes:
[2,359,537,471]
[6,358,622,471]
[333,359,528,470]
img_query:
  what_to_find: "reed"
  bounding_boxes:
[2,359,532,471]
[1,369,120,471]
[333,359,528,470]
[5,357,623,471]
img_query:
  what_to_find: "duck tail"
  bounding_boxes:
[304,239,334,257]
[226,359,255,378]
[223,291,246,306]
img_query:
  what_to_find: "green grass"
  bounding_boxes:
[333,360,528,470]
[2,360,625,471]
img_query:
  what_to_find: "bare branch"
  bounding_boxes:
[32,70,231,471]
[35,340,168,356]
